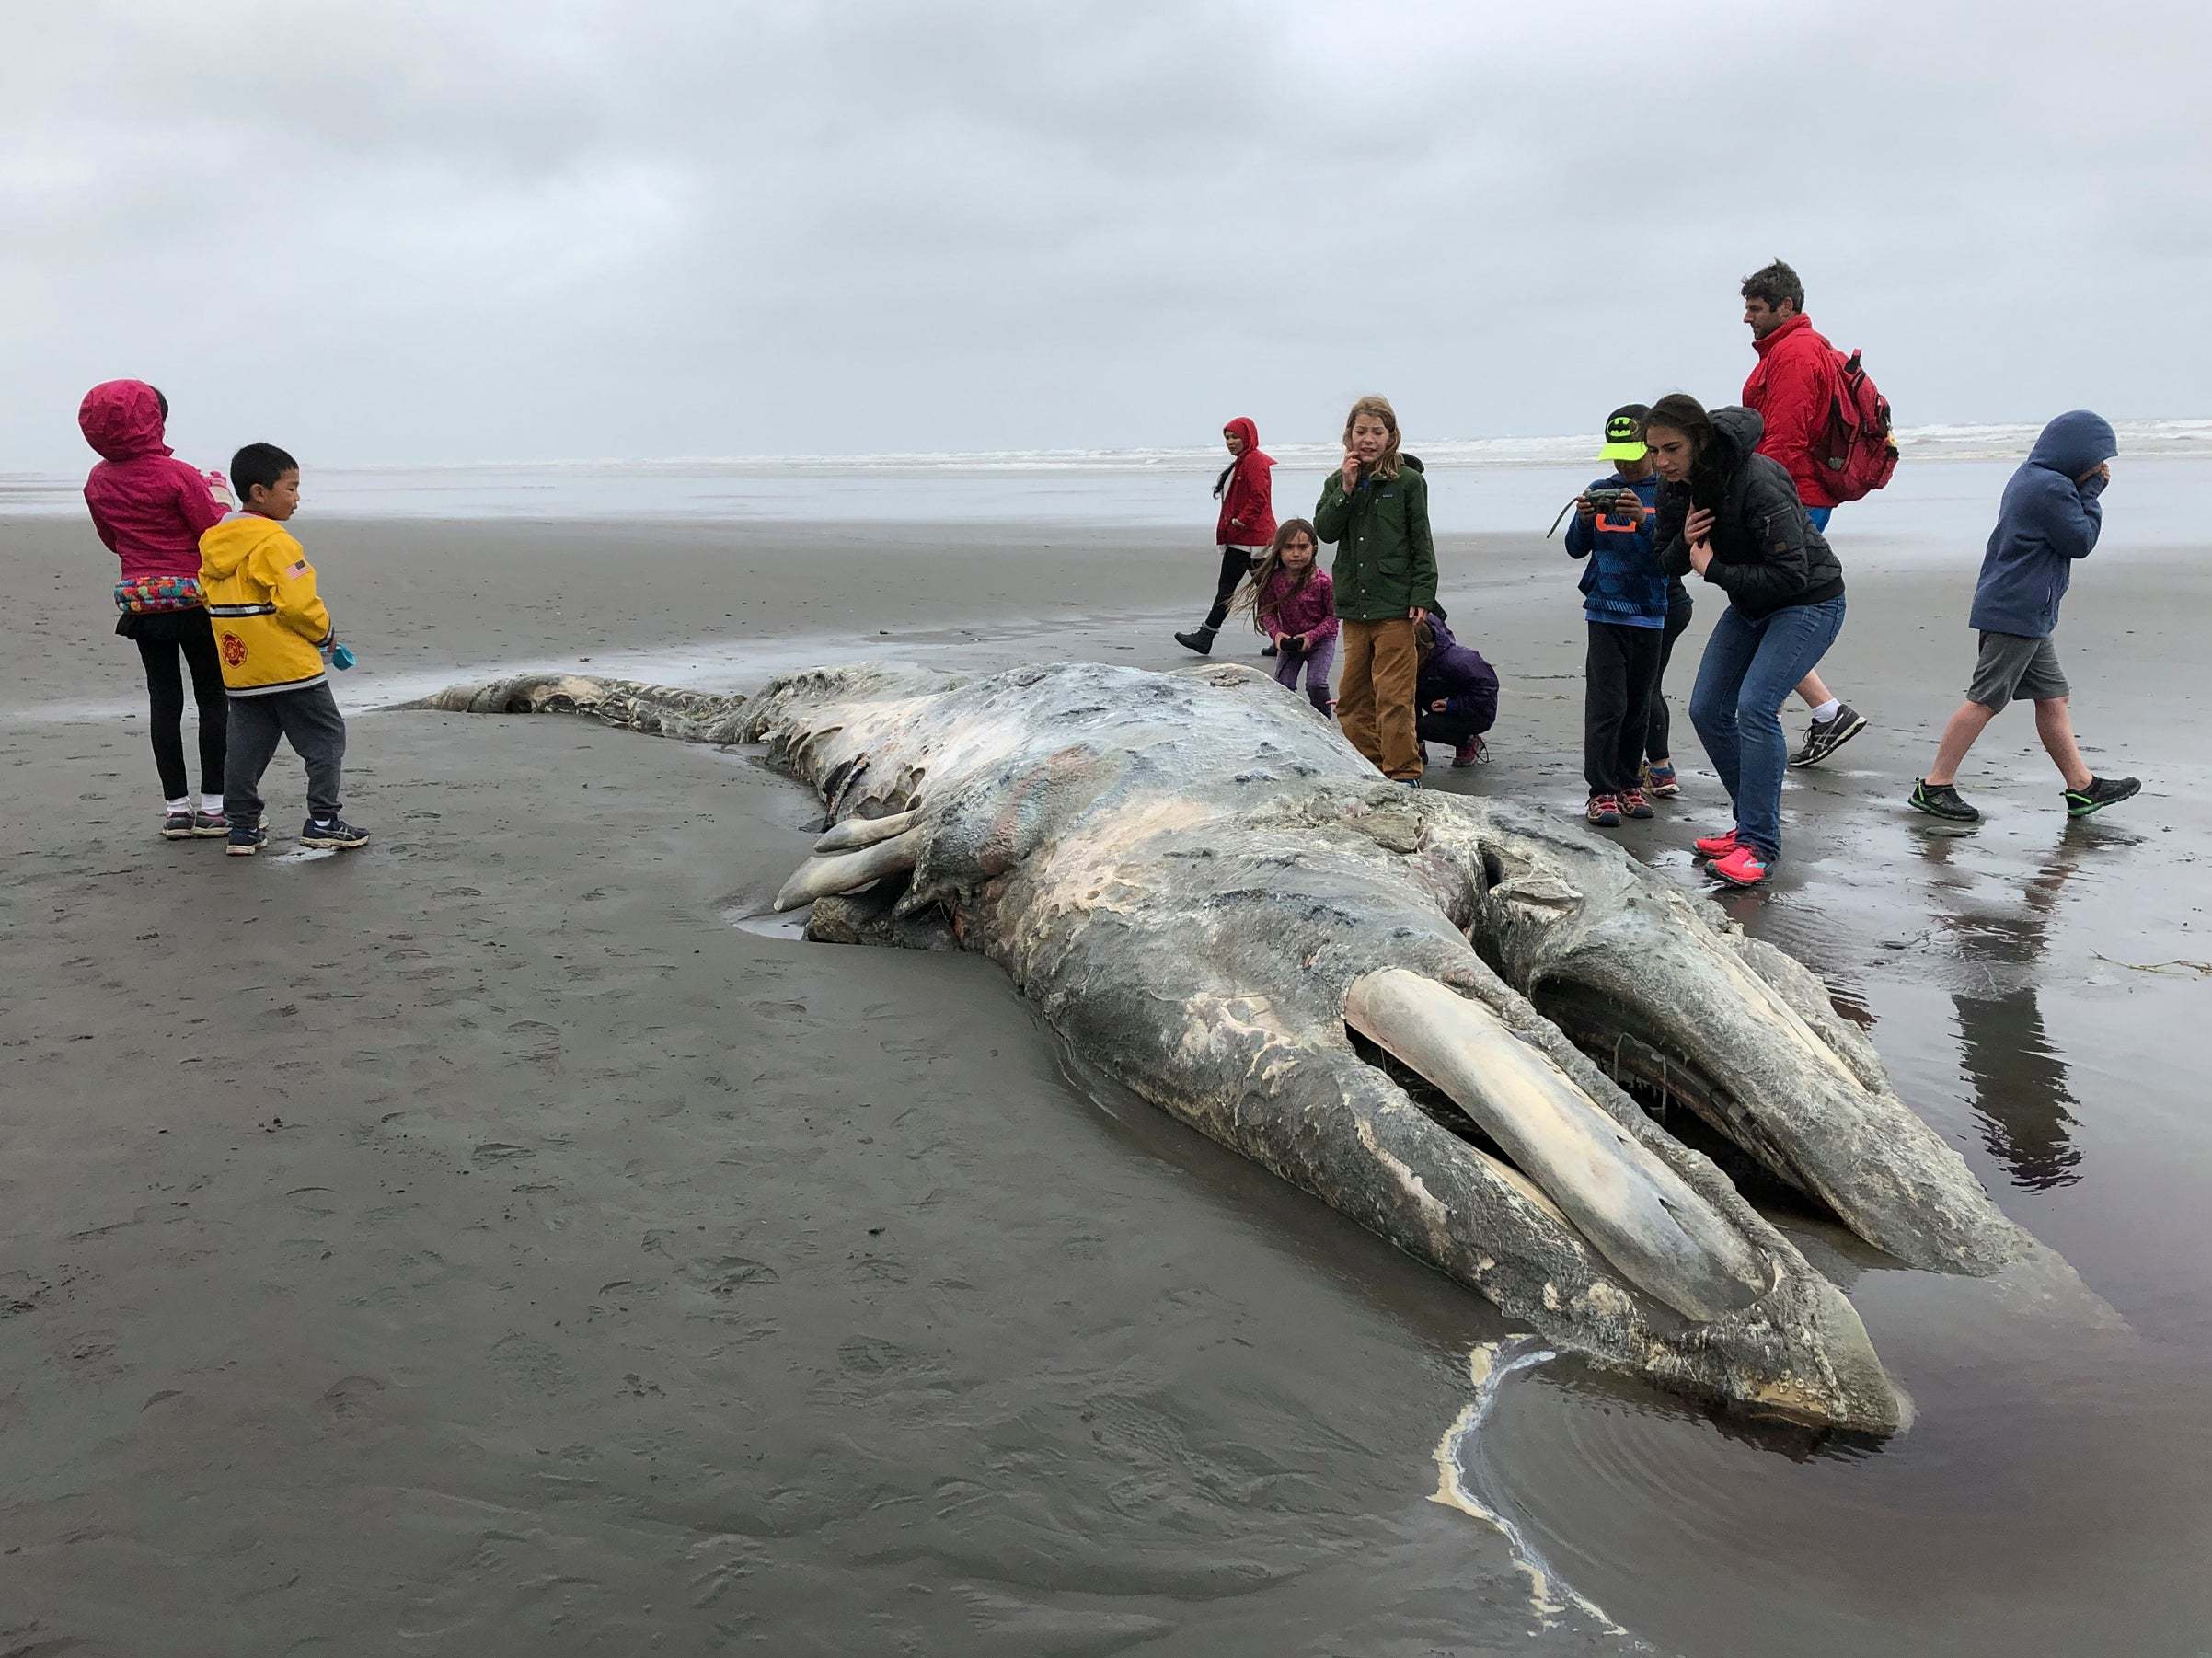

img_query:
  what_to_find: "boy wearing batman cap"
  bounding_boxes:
[1564,405,1674,825]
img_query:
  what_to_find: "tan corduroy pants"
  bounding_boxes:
[1336,617,1422,780]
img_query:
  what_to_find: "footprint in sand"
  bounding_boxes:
[502,1018,562,1066]
[316,1374,387,1423]
[485,1333,578,1395]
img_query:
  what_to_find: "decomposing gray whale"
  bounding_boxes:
[421,659,2048,1433]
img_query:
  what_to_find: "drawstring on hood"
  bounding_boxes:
[79,380,172,463]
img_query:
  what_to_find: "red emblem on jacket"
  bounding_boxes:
[219,631,247,667]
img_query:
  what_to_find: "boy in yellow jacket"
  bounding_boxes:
[199,443,369,855]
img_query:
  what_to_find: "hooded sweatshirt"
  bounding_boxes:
[198,513,334,697]
[1654,407,1844,620]
[1215,418,1277,548]
[1968,411,2116,639]
[80,380,227,582]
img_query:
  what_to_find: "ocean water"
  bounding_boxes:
[9,420,2208,547]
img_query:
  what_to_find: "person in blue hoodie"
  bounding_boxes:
[1564,404,1670,826]
[1908,410,2139,822]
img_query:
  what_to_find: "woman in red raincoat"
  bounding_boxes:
[1174,416,1276,655]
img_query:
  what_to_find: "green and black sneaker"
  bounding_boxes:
[2062,776,2141,819]
[1909,778,1981,822]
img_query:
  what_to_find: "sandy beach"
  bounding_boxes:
[5,510,2211,1656]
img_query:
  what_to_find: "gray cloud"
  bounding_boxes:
[6,0,2207,468]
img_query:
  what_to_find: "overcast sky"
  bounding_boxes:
[7,0,2208,469]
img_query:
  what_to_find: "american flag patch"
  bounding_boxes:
[288,560,309,577]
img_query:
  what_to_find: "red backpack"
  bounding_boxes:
[1817,349,1898,501]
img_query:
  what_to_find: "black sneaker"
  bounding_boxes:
[2062,776,2140,819]
[1173,628,1215,656]
[226,822,269,857]
[190,809,230,838]
[162,808,195,840]
[1909,779,1981,822]
[1789,703,1868,767]
[300,816,371,849]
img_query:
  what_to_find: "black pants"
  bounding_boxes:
[1200,546,1256,631]
[1418,708,1490,747]
[225,682,348,826]
[123,609,228,800]
[1645,594,1695,764]
[1585,620,1665,795]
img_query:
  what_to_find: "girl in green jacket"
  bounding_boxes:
[1313,396,1438,784]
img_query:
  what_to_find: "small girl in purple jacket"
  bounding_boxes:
[1243,519,1338,714]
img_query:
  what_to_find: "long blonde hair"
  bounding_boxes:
[1236,518,1319,630]
[1343,396,1403,481]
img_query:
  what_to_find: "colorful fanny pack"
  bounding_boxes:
[114,574,204,615]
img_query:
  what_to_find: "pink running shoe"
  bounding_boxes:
[1709,843,1771,887]
[1693,827,1741,859]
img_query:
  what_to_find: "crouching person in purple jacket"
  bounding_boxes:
[1415,613,1498,767]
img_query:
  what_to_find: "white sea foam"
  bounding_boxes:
[293,416,2212,475]
[11,420,2206,535]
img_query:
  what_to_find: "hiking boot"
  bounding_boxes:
[226,822,268,857]
[1173,628,1216,656]
[1908,779,1981,822]
[300,816,371,850]
[1396,777,1422,789]
[1692,827,1741,859]
[1451,736,1486,768]
[1642,761,1678,798]
[1709,843,1772,887]
[1586,793,1622,827]
[1260,642,1278,657]
[162,807,196,840]
[1789,703,1867,767]
[1621,787,1655,820]
[2062,776,2141,819]
[190,809,230,837]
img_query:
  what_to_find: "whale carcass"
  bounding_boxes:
[421,660,2044,1433]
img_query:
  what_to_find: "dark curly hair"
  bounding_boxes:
[1739,259,1803,314]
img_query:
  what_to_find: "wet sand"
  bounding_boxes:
[3,512,2209,1655]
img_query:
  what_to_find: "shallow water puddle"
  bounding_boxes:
[1431,1338,1636,1642]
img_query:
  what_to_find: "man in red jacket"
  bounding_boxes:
[1741,259,1868,766]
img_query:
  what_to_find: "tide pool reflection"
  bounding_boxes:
[1919,835,2086,1191]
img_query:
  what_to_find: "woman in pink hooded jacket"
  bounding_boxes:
[1174,416,1276,655]
[80,379,232,837]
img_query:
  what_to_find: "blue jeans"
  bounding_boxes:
[1688,596,1846,859]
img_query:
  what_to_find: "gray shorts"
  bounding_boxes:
[1967,631,2069,709]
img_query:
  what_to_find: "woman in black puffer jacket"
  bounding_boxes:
[1645,394,1845,888]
